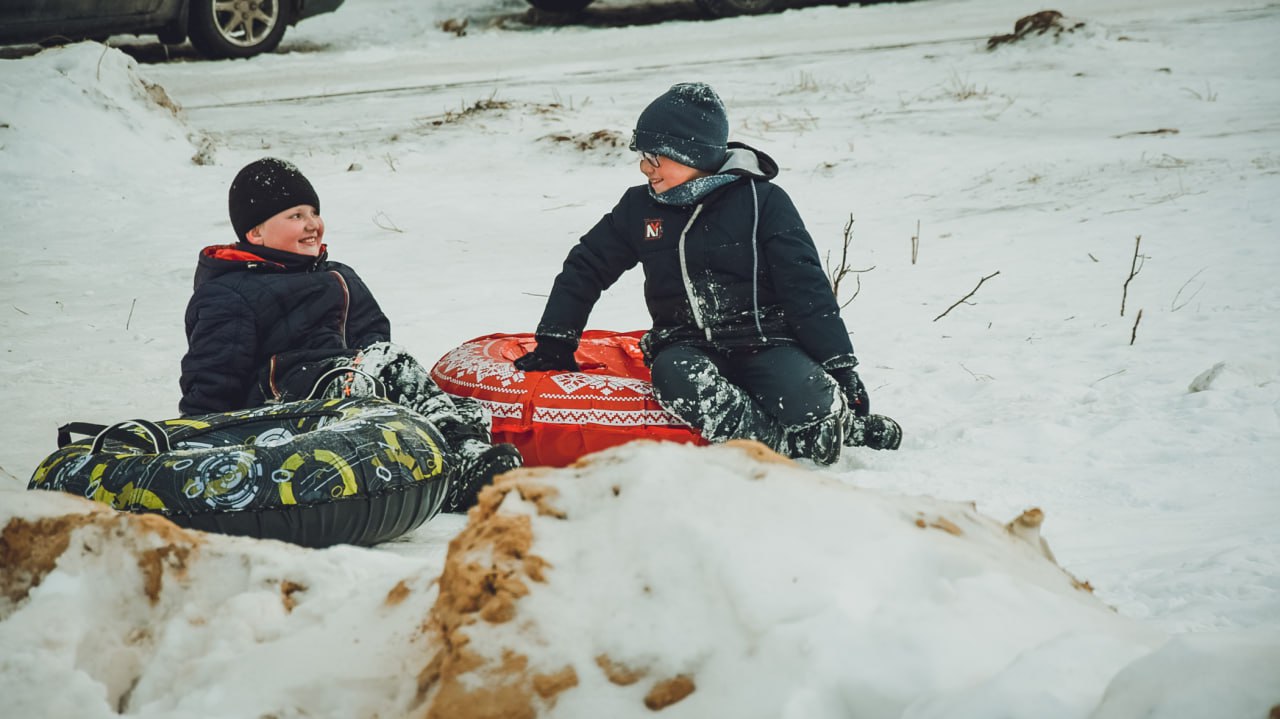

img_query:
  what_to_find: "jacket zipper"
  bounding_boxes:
[268,354,282,400]
[677,204,713,341]
[331,271,350,347]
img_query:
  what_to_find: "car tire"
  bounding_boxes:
[158,20,187,45]
[525,0,595,12]
[188,0,291,59]
[694,0,784,17]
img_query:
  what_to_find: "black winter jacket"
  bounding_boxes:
[534,143,856,366]
[178,243,391,416]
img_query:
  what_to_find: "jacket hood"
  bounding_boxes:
[193,243,328,290]
[644,141,781,208]
[718,142,779,181]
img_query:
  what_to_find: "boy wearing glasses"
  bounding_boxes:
[514,83,901,465]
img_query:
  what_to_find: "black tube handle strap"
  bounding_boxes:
[89,419,173,454]
[306,366,388,401]
[57,421,109,448]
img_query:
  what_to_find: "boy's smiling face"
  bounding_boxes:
[247,204,324,257]
[639,153,709,194]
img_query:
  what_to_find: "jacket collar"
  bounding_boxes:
[193,243,328,289]
[647,142,779,207]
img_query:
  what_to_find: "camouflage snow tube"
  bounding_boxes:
[28,397,452,548]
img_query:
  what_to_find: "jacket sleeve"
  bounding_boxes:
[534,197,640,346]
[178,284,259,416]
[758,185,856,365]
[338,265,392,349]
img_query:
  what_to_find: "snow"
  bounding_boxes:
[2,0,1278,716]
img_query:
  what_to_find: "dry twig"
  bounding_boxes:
[824,214,875,309]
[960,363,993,382]
[1121,235,1144,317]
[933,271,1001,322]
[372,211,403,233]
[1129,308,1144,345]
[1171,269,1206,311]
[1090,369,1127,386]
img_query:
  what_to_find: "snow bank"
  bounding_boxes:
[4,437,1275,719]
[0,43,198,182]
[1091,630,1280,719]
[0,491,433,719]
[420,440,1167,719]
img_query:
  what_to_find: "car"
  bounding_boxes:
[0,0,345,59]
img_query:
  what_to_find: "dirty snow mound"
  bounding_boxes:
[419,440,1170,719]
[0,491,431,719]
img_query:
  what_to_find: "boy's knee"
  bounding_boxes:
[650,346,715,397]
[773,368,843,428]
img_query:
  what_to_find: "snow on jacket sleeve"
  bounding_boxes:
[179,283,258,416]
[534,197,641,345]
[758,185,856,365]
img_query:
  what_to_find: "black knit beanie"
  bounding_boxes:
[228,158,320,242]
[629,83,729,172]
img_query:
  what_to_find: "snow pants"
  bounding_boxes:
[648,343,843,455]
[318,342,493,459]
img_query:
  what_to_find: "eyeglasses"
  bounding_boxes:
[639,151,661,168]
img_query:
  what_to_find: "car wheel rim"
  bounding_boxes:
[213,0,280,47]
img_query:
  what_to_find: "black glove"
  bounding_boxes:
[827,365,870,417]
[513,336,579,372]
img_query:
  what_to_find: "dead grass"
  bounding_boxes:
[541,129,625,152]
[988,10,1086,50]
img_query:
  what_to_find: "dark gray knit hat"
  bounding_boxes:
[629,83,729,172]
[228,157,320,242]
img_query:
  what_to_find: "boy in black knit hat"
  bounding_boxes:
[180,157,521,511]
[515,83,901,465]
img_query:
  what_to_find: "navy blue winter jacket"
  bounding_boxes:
[533,143,856,366]
[178,243,390,416]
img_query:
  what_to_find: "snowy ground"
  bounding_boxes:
[1,0,1278,716]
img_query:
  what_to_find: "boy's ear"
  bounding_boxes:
[244,226,263,245]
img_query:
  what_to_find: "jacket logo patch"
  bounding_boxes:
[644,219,663,240]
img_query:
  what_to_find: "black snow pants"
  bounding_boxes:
[314,341,492,456]
[648,343,843,455]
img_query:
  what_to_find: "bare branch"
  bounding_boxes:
[827,214,853,294]
[933,271,1001,322]
[1171,268,1206,311]
[911,220,920,265]
[838,275,862,309]
[824,213,875,307]
[1121,235,1144,317]
[959,363,993,382]
[372,211,403,233]
[1129,308,1143,345]
[96,44,110,82]
[1090,369,1127,386]
[126,298,137,330]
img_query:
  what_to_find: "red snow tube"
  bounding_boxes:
[430,331,706,467]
